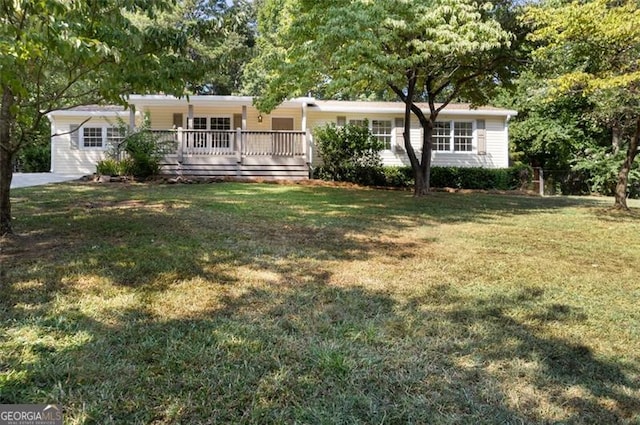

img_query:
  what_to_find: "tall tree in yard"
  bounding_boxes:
[0,0,203,235]
[247,0,513,195]
[524,0,640,210]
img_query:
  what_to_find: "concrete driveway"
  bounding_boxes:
[10,173,85,189]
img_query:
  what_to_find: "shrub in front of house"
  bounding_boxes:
[315,164,532,191]
[96,159,121,177]
[95,119,171,179]
[314,122,386,186]
[430,166,528,190]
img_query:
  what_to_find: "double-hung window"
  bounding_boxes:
[192,117,208,148]
[210,117,231,149]
[191,117,231,149]
[106,127,126,149]
[433,121,475,152]
[433,122,451,152]
[371,120,393,150]
[82,127,104,148]
[80,126,126,150]
[453,122,473,152]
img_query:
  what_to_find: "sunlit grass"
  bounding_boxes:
[1,181,639,424]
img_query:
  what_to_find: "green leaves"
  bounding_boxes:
[248,0,512,110]
[524,0,640,96]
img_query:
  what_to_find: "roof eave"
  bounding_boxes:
[310,104,517,117]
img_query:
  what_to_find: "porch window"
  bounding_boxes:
[82,127,103,148]
[434,122,451,152]
[210,117,231,149]
[372,119,392,150]
[192,117,208,148]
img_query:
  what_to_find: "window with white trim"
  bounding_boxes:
[81,126,127,150]
[433,121,475,152]
[433,122,451,152]
[193,117,207,129]
[454,122,473,152]
[372,119,392,150]
[82,127,103,148]
[348,119,367,128]
[106,127,126,149]
[210,117,231,148]
[192,117,208,148]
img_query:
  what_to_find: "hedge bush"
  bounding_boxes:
[313,122,385,186]
[314,164,531,191]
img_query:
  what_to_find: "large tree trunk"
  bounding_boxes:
[1,87,15,236]
[612,124,621,155]
[414,121,433,197]
[613,116,640,210]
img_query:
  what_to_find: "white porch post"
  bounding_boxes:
[302,102,310,163]
[128,106,136,130]
[187,104,194,129]
[241,105,247,130]
[236,127,242,177]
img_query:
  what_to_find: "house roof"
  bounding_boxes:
[47,96,517,118]
[126,94,315,109]
[309,100,517,117]
[46,104,131,118]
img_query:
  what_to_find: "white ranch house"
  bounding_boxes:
[48,95,517,179]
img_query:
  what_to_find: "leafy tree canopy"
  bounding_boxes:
[246,0,514,195]
[523,0,640,208]
[0,0,209,234]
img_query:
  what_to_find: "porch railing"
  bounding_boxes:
[151,129,308,158]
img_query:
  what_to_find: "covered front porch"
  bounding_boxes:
[127,95,315,179]
[152,128,311,179]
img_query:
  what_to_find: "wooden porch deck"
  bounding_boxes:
[153,129,311,179]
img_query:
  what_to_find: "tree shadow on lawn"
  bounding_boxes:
[2,273,639,423]
[2,183,639,423]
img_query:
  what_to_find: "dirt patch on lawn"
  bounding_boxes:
[0,232,70,266]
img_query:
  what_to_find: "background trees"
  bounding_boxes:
[171,0,257,95]
[522,0,640,209]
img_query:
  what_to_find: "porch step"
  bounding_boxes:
[160,156,309,180]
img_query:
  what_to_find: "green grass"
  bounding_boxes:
[1,181,640,424]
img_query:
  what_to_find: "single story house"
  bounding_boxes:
[47,95,517,179]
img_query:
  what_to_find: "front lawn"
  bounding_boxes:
[1,182,639,424]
